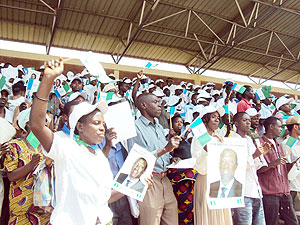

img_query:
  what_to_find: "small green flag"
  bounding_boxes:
[106,92,114,100]
[197,132,212,146]
[0,75,6,90]
[26,131,40,149]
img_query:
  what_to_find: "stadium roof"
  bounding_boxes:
[1,0,300,88]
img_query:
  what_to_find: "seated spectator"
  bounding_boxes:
[237,85,254,112]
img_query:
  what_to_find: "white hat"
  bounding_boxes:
[141,74,147,80]
[13,78,25,86]
[192,105,204,114]
[0,117,16,143]
[163,86,170,91]
[259,108,272,119]
[200,105,225,118]
[211,90,220,96]
[152,89,164,97]
[168,96,181,106]
[66,71,74,80]
[155,79,164,84]
[81,69,89,76]
[17,108,31,131]
[68,91,88,102]
[197,90,211,98]
[180,81,187,86]
[187,82,193,87]
[40,65,45,70]
[69,101,108,139]
[174,85,183,91]
[70,75,82,84]
[245,108,260,117]
[203,86,213,91]
[90,76,98,82]
[206,82,215,86]
[294,103,300,112]
[148,83,155,89]
[103,83,117,93]
[276,96,291,110]
[123,78,132,84]
[1,88,11,96]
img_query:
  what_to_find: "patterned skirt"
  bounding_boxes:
[167,168,198,225]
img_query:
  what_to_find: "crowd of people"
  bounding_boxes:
[0,58,300,225]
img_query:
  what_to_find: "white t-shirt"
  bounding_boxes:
[4,107,14,124]
[47,133,113,225]
[231,133,264,198]
[282,136,300,192]
[8,96,25,113]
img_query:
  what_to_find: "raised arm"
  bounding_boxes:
[30,59,64,152]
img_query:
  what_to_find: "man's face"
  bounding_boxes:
[70,79,83,92]
[245,88,254,99]
[251,115,260,129]
[191,94,198,105]
[163,88,170,97]
[130,159,147,179]
[144,95,162,118]
[219,150,238,184]
[280,103,291,113]
[0,96,7,107]
[236,113,251,133]
[157,82,164,89]
[166,79,173,86]
[272,120,282,137]
[175,89,183,96]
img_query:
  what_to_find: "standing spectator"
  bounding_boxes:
[191,106,232,225]
[281,116,300,223]
[237,85,254,112]
[257,117,298,225]
[4,108,51,224]
[167,115,197,225]
[0,89,14,123]
[127,93,181,225]
[231,112,266,225]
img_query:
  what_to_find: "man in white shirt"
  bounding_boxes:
[282,116,300,220]
[231,112,267,225]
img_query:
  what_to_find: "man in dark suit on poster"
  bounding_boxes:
[116,157,147,193]
[209,149,242,198]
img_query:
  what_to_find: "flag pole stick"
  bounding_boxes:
[169,117,172,130]
[180,125,190,137]
[285,147,294,158]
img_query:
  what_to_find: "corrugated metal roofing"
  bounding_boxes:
[1,0,300,84]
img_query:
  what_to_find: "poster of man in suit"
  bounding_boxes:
[113,144,156,201]
[207,138,247,209]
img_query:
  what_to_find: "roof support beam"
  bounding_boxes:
[115,0,161,64]
[39,0,55,13]
[46,0,63,55]
[185,10,191,37]
[143,9,186,28]
[274,32,296,60]
[234,0,248,27]
[0,3,55,15]
[266,31,273,55]
[192,11,225,44]
[195,0,292,75]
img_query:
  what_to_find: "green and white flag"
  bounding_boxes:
[232,83,246,94]
[190,116,212,146]
[0,74,6,90]
[256,86,271,101]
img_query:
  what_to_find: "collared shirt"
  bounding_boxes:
[231,133,263,198]
[127,116,170,173]
[99,139,125,178]
[218,178,235,198]
[281,136,300,192]
[46,133,113,225]
[257,135,290,196]
[237,98,252,112]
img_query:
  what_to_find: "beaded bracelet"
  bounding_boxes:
[34,93,48,102]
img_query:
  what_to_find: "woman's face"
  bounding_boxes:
[207,111,220,131]
[172,116,183,133]
[78,110,105,145]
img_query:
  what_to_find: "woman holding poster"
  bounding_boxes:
[191,106,232,225]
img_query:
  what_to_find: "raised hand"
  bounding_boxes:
[44,58,64,79]
[137,70,144,80]
[165,135,182,153]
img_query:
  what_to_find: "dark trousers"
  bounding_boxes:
[108,196,136,225]
[0,177,9,225]
[262,194,298,225]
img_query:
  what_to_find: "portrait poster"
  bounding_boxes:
[113,144,156,201]
[207,138,247,209]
